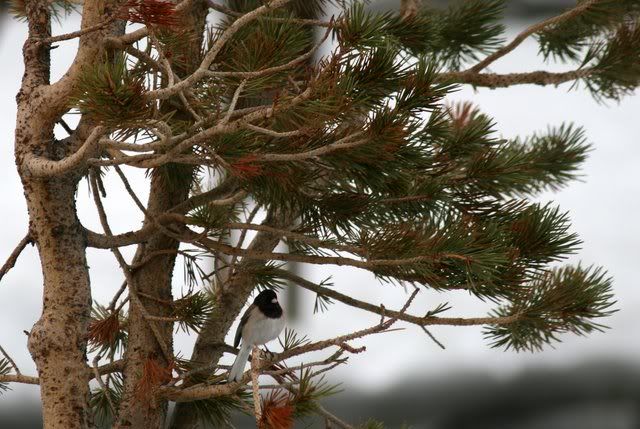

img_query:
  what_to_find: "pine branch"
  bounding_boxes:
[485,265,615,351]
[37,16,117,45]
[205,0,332,27]
[277,268,518,328]
[205,23,332,80]
[197,235,471,270]
[442,68,593,88]
[145,0,294,100]
[468,0,600,72]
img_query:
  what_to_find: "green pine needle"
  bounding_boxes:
[484,265,616,352]
[0,358,11,394]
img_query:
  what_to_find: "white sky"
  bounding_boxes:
[0,12,639,408]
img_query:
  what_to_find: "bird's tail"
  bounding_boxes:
[228,343,251,383]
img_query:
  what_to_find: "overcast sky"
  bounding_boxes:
[1,11,639,408]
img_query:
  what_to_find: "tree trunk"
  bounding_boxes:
[22,173,93,429]
[115,2,209,426]
[14,1,94,427]
[114,170,189,427]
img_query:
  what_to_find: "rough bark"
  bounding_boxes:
[15,1,128,426]
[114,1,209,427]
[15,2,92,426]
[114,170,190,428]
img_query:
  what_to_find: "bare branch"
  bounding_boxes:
[145,0,294,101]
[222,79,248,124]
[442,68,593,88]
[0,233,32,284]
[468,0,598,73]
[278,269,519,328]
[0,373,39,385]
[0,360,124,387]
[206,23,332,80]
[242,123,306,138]
[38,17,116,45]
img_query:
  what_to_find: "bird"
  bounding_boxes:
[227,289,285,383]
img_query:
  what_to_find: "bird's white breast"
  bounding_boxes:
[242,310,285,346]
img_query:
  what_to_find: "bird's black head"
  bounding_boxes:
[253,289,283,319]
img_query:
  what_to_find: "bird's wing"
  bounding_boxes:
[234,304,255,348]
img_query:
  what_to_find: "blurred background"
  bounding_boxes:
[1,0,639,427]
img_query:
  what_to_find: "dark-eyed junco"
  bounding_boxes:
[228,289,285,383]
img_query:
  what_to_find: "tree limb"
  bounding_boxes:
[0,233,32,284]
[442,68,593,88]
[278,269,519,328]
[468,0,598,73]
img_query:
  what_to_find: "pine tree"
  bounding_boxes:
[1,0,638,428]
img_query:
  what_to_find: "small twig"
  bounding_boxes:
[256,134,368,162]
[205,0,333,27]
[264,350,346,377]
[229,205,261,277]
[242,123,305,138]
[316,404,354,429]
[0,233,32,284]
[468,0,598,73]
[223,79,248,124]
[107,280,129,312]
[38,17,116,45]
